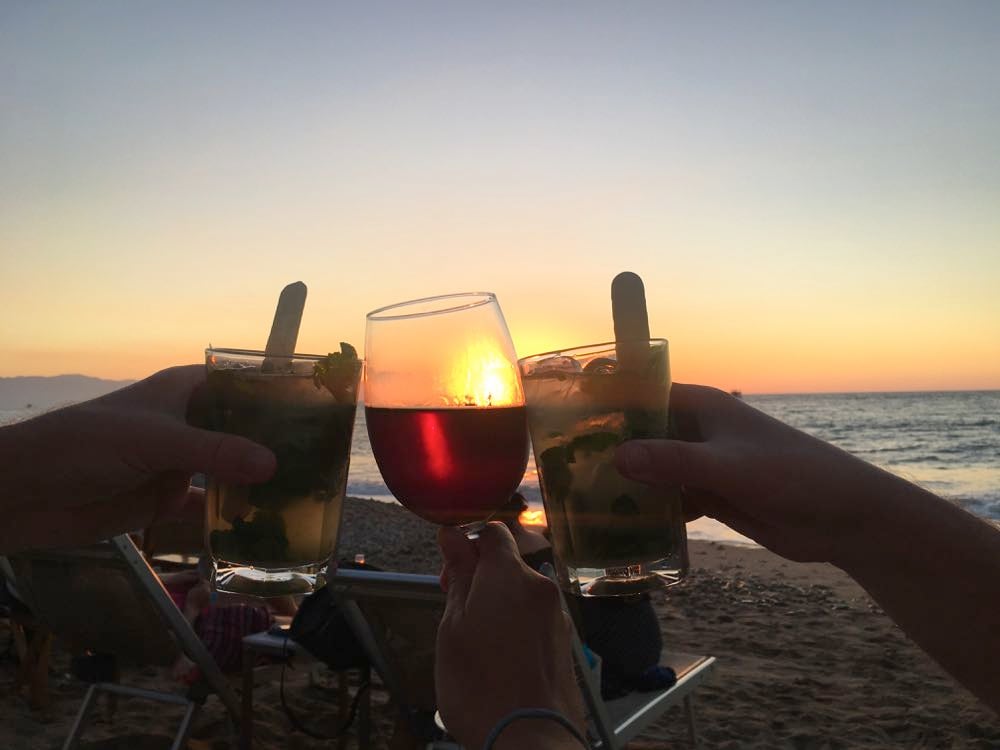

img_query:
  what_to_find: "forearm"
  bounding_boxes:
[833,475,1000,712]
[0,416,52,511]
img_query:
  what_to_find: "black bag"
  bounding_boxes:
[282,561,375,741]
[288,560,374,671]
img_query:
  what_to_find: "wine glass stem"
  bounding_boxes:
[459,520,486,539]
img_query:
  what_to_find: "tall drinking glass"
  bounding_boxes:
[202,347,361,596]
[519,339,688,596]
[364,293,529,536]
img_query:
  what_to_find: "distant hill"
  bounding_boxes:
[0,375,135,412]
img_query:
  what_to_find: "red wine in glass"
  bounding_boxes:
[365,406,528,525]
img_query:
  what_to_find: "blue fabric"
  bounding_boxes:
[636,665,677,692]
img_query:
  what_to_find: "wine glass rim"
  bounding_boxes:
[366,292,497,321]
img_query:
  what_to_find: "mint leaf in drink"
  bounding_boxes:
[313,342,361,403]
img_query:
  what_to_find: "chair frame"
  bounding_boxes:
[328,569,446,705]
[7,535,242,750]
[567,606,715,749]
[328,567,716,749]
[239,627,373,750]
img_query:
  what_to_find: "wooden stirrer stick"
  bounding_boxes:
[262,281,307,372]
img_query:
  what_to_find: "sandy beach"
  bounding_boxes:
[2,496,998,749]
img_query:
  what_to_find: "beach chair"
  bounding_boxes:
[6,534,242,750]
[327,568,717,749]
[566,593,716,749]
[240,623,373,750]
[328,568,445,746]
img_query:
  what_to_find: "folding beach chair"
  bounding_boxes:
[566,600,716,749]
[327,568,717,749]
[7,534,242,750]
[327,569,446,745]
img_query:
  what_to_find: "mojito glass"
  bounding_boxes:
[519,340,687,596]
[202,346,361,596]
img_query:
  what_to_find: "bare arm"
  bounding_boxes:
[615,383,1000,712]
[833,477,1000,711]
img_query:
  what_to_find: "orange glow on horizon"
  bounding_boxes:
[4,333,998,396]
[2,278,997,395]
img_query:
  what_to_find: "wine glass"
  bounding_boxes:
[364,292,529,536]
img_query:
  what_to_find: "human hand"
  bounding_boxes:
[615,383,901,564]
[616,384,1000,714]
[0,365,275,552]
[435,523,585,750]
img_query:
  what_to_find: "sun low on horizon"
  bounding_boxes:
[2,3,998,394]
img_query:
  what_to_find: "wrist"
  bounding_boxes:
[491,726,581,750]
[483,708,587,750]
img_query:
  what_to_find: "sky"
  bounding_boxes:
[2,1,998,393]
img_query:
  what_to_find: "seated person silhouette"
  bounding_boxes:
[492,493,676,699]
[161,565,295,681]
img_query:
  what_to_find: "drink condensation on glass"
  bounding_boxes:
[202,346,361,596]
[519,339,687,596]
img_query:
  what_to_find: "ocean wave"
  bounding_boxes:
[861,444,933,455]
[889,455,944,465]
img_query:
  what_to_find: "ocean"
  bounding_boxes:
[350,390,1000,544]
[4,390,998,544]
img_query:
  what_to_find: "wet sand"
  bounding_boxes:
[1,496,998,749]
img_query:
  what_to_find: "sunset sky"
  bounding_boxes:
[2,2,998,393]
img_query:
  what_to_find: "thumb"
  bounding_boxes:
[474,521,527,571]
[438,526,478,612]
[615,438,718,489]
[136,420,277,483]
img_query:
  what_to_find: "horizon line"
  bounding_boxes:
[2,372,999,400]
